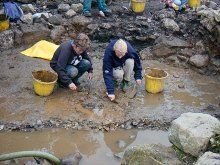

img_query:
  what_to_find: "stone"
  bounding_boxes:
[13,29,23,45]
[0,30,14,51]
[153,43,175,58]
[70,3,83,13]
[121,144,182,165]
[195,41,206,54]
[58,4,70,12]
[20,13,33,24]
[139,47,154,60]
[177,55,189,62]
[189,55,209,68]
[195,152,220,165]
[163,18,180,32]
[41,13,52,21]
[61,152,82,165]
[21,4,36,13]
[71,16,92,30]
[50,26,66,42]
[100,23,112,29]
[214,25,220,44]
[19,23,50,45]
[117,140,126,148]
[167,55,178,63]
[197,8,216,32]
[169,112,220,157]
[156,36,190,48]
[178,84,185,88]
[157,9,176,20]
[210,56,220,67]
[179,48,194,57]
[206,1,218,10]
[200,18,216,32]
[48,14,63,25]
[65,9,77,18]
[213,10,220,22]
[114,152,124,159]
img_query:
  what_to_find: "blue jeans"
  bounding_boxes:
[66,59,91,83]
[83,0,107,13]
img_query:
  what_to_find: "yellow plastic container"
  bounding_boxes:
[131,0,146,13]
[188,0,201,8]
[32,70,58,96]
[0,20,9,32]
[145,68,168,94]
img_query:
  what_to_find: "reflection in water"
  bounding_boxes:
[0,129,170,165]
[143,92,165,107]
[104,129,138,153]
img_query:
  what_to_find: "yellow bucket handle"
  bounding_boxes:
[144,67,151,75]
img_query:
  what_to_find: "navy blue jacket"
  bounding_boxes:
[103,39,142,95]
[50,41,93,87]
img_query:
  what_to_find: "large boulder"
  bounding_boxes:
[70,15,92,30]
[121,144,181,165]
[48,14,63,25]
[162,18,180,32]
[169,113,220,157]
[19,23,50,45]
[195,152,220,165]
[20,13,33,24]
[139,47,154,60]
[189,54,209,68]
[0,30,14,51]
[156,36,190,48]
[152,43,175,58]
[20,4,36,13]
[58,4,70,12]
[50,26,66,42]
[70,3,83,13]
[65,9,77,18]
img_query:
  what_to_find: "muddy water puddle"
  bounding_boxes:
[0,128,170,165]
[132,61,220,119]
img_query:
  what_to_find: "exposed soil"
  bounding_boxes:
[0,43,219,132]
[0,0,220,132]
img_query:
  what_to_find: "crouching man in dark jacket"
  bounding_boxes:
[50,33,93,91]
[103,39,142,101]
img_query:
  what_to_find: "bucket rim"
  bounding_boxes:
[32,70,58,85]
[144,67,168,80]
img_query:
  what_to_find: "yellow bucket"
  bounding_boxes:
[188,0,201,8]
[145,68,168,94]
[131,0,146,13]
[32,70,58,96]
[0,20,9,32]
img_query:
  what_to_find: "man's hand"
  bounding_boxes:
[88,73,93,80]
[108,94,115,101]
[69,83,77,91]
[136,79,142,85]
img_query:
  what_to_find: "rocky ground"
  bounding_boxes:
[0,0,220,132]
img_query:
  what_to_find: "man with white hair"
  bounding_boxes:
[103,38,142,101]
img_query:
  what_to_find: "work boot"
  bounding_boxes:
[103,9,112,17]
[83,12,92,17]
[121,80,133,93]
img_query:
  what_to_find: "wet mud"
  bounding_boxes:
[0,46,219,131]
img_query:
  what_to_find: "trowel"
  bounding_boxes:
[87,79,92,95]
